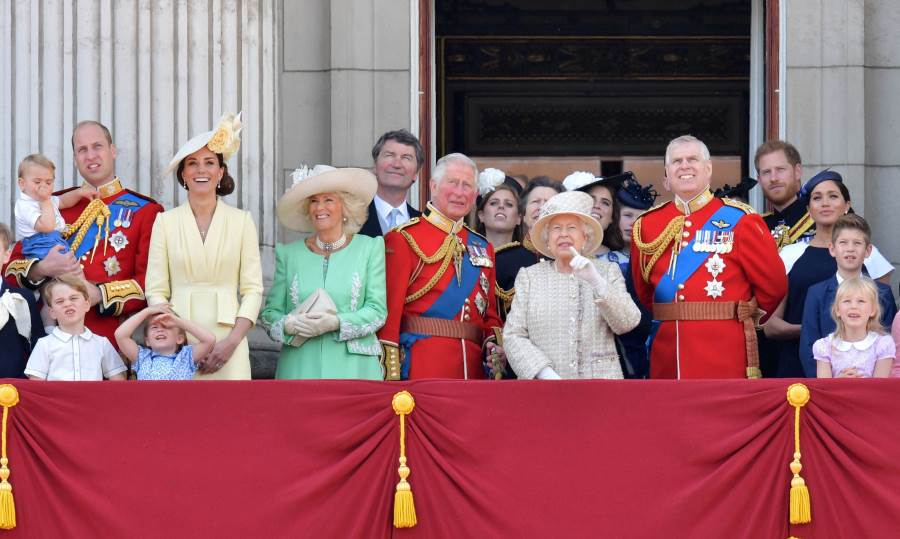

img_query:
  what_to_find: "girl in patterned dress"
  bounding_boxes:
[814,277,894,378]
[114,304,216,380]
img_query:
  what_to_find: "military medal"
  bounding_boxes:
[704,279,725,299]
[103,256,121,276]
[474,291,487,316]
[479,272,489,295]
[705,253,726,278]
[122,209,133,228]
[109,230,129,253]
[114,208,124,228]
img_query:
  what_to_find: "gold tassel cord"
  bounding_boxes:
[392,391,417,528]
[786,383,811,525]
[0,384,20,530]
[62,198,111,256]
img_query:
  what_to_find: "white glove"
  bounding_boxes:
[284,313,316,338]
[536,366,562,380]
[568,247,607,297]
[304,312,340,336]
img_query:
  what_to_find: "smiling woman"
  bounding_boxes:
[145,113,264,380]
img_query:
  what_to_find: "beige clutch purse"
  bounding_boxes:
[288,288,337,347]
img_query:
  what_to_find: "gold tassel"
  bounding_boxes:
[0,384,20,530]
[786,383,811,525]
[392,391,417,528]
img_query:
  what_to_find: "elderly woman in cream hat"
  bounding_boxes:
[145,113,264,380]
[503,191,641,379]
[260,165,387,380]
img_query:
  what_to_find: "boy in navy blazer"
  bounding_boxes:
[799,214,896,376]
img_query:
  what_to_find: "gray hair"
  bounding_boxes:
[431,153,478,187]
[299,191,370,235]
[665,135,711,164]
[371,129,424,168]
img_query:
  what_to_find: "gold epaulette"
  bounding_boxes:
[722,197,756,214]
[98,279,144,317]
[394,217,419,232]
[3,259,38,288]
[381,340,402,381]
[495,241,521,254]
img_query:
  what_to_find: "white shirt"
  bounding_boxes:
[14,192,65,240]
[24,327,127,381]
[780,242,893,279]
[373,194,411,233]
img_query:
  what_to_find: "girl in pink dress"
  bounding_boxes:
[814,277,894,378]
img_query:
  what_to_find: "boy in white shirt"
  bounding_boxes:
[15,154,95,259]
[25,274,126,381]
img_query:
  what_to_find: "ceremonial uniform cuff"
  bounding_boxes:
[484,326,503,347]
[381,340,402,381]
[97,279,144,317]
[3,258,43,289]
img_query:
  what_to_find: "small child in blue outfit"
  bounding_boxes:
[115,304,216,380]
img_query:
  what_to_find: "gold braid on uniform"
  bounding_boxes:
[62,199,111,255]
[632,215,685,283]
[495,283,514,312]
[399,229,466,303]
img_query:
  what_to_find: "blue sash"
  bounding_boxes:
[399,232,486,378]
[653,205,744,303]
[69,192,150,259]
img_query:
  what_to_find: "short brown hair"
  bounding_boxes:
[18,153,56,179]
[71,120,113,149]
[42,274,90,305]
[831,213,871,245]
[754,140,802,171]
[0,223,13,251]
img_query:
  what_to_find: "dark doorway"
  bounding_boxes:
[435,0,752,188]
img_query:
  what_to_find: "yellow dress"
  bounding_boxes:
[145,200,264,379]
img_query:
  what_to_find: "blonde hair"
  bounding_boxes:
[299,191,369,235]
[830,277,884,340]
[41,274,90,305]
[18,153,56,178]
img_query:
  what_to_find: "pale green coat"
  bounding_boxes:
[261,235,386,379]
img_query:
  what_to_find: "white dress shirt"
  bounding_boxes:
[25,327,127,380]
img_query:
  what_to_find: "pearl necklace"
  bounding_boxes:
[315,234,346,252]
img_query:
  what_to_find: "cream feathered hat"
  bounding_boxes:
[275,164,377,232]
[164,112,243,177]
[529,190,604,259]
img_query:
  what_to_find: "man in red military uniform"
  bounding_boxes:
[379,153,504,380]
[4,121,164,345]
[631,135,787,379]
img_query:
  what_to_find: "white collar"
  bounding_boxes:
[51,326,94,342]
[835,272,862,286]
[832,332,879,351]
[20,191,38,202]
[373,194,409,220]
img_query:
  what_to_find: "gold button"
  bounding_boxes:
[81,255,88,261]
[464,314,471,321]
[685,220,692,227]
[681,241,689,247]
[682,231,690,238]
[678,294,685,301]
[677,284,685,290]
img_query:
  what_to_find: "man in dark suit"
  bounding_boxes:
[360,129,423,237]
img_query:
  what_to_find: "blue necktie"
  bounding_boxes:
[387,208,401,230]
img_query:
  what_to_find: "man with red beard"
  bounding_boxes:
[631,135,787,379]
[755,140,812,248]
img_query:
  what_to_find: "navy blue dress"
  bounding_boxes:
[0,282,45,378]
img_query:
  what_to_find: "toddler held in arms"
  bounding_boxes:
[15,154,96,260]
[814,277,894,378]
[25,274,127,380]
[115,304,216,380]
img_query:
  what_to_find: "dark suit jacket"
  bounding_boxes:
[0,281,45,378]
[359,200,421,237]
[799,275,897,377]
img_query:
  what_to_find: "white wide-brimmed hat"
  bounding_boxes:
[164,112,243,177]
[529,191,604,259]
[275,164,377,232]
